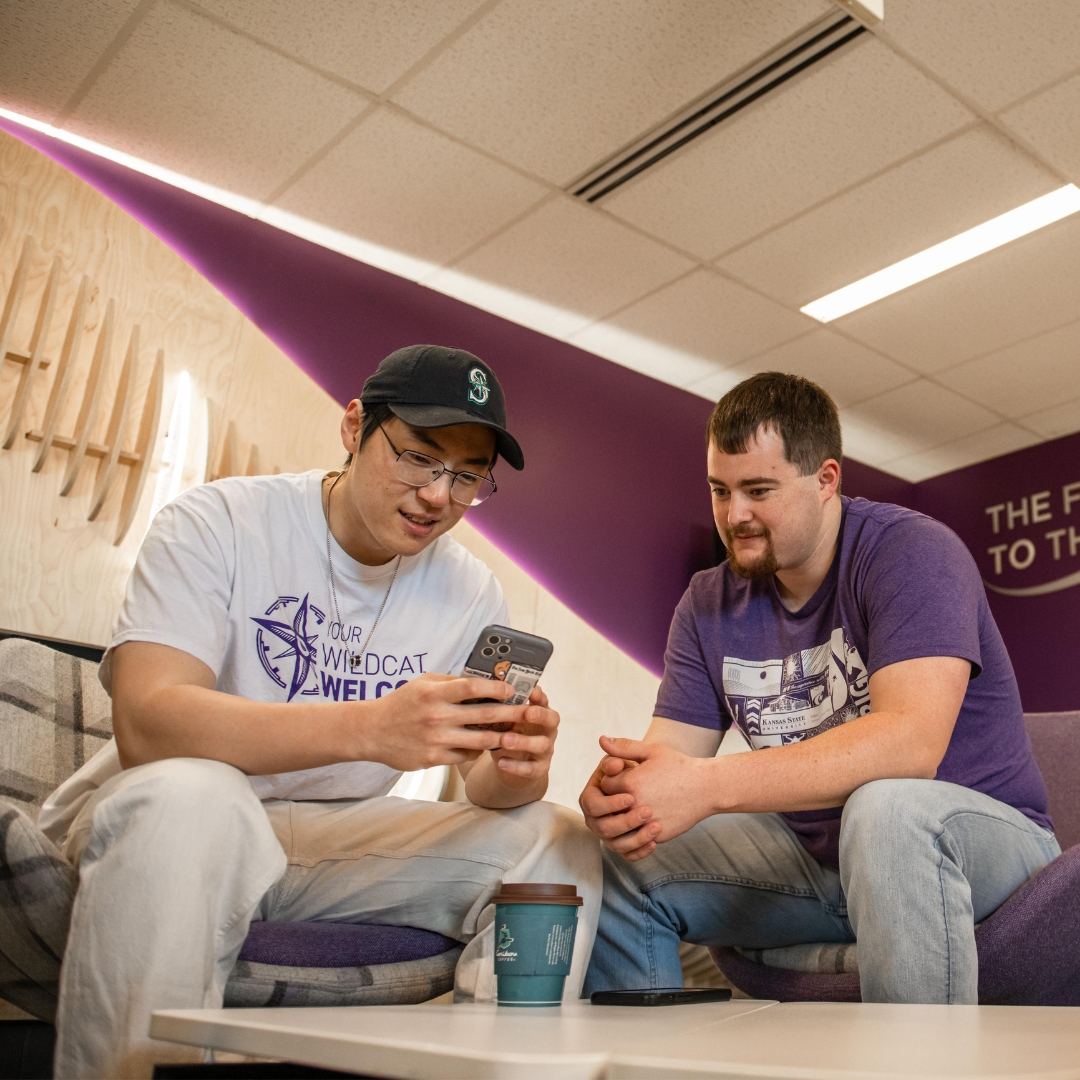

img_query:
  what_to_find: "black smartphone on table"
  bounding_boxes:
[461,624,553,730]
[591,988,732,1006]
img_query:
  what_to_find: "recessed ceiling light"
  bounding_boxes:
[801,184,1080,323]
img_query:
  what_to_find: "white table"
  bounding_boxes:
[150,1000,1080,1080]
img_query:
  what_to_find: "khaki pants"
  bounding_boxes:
[55,758,601,1079]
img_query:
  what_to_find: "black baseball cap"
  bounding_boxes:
[360,345,524,470]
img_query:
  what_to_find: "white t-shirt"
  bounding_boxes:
[61,471,507,806]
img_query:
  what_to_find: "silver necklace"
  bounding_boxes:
[324,471,400,674]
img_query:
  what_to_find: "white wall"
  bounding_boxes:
[453,521,653,809]
[450,520,749,810]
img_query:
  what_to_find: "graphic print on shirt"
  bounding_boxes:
[251,594,326,701]
[723,627,870,748]
[251,594,428,703]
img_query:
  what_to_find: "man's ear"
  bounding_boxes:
[818,458,841,500]
[341,400,363,456]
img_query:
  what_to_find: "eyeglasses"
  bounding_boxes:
[380,426,497,505]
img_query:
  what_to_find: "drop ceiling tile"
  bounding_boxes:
[602,37,972,260]
[0,0,142,123]
[885,423,1044,484]
[841,380,999,464]
[718,126,1058,308]
[726,329,915,407]
[837,410,910,469]
[1018,395,1080,440]
[418,267,593,340]
[429,196,695,335]
[568,322,729,389]
[936,319,1080,420]
[1000,73,1080,186]
[571,268,811,385]
[195,0,486,94]
[63,2,366,199]
[681,366,746,405]
[392,0,832,186]
[881,0,1080,113]
[836,213,1080,374]
[275,107,548,265]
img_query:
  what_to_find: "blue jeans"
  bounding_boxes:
[584,779,1060,1004]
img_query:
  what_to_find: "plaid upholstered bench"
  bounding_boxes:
[710,710,1080,1005]
[0,636,462,1026]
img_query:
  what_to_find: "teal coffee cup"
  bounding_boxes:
[493,883,583,1007]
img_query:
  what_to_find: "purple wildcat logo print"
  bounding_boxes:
[252,594,326,701]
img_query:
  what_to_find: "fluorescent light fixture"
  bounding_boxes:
[833,0,884,26]
[801,184,1080,322]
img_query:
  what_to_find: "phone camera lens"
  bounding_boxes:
[481,647,495,657]
[487,636,500,645]
[497,644,511,655]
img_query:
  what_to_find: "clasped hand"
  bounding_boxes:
[579,736,714,862]
[366,672,558,782]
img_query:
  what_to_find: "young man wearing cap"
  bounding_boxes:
[581,372,1057,1004]
[44,346,600,1079]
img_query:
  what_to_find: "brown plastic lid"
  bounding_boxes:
[492,883,583,906]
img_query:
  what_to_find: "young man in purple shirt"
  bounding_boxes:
[580,372,1058,1004]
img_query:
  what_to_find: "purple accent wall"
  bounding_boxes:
[916,431,1080,713]
[0,118,718,676]
[4,118,1076,710]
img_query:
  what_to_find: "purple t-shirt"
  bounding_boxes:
[654,497,1051,869]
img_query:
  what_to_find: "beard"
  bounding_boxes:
[722,526,779,581]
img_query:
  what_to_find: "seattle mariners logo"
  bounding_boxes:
[467,367,490,406]
[252,594,325,701]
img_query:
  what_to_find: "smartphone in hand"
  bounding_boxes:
[461,625,554,730]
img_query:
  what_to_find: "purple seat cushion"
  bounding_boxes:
[712,845,1080,1005]
[709,947,860,1002]
[976,843,1080,1005]
[239,922,459,968]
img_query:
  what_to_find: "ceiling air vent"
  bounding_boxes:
[571,12,867,203]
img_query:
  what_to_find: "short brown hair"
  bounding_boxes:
[708,372,842,476]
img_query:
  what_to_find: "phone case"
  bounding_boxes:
[462,625,553,730]
[590,988,732,1007]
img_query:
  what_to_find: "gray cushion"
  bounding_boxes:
[1024,711,1080,851]
[0,638,466,1013]
[735,942,858,974]
[0,799,77,1022]
[0,639,112,816]
[224,947,463,1008]
[0,793,463,1016]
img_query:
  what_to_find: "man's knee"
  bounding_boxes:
[83,757,267,856]
[504,800,600,868]
[843,778,941,827]
[509,800,593,845]
[840,779,942,870]
[108,757,253,811]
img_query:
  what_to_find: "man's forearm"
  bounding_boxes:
[115,683,364,774]
[462,752,547,809]
[705,710,942,815]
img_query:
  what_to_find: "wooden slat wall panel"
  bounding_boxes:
[0,130,344,647]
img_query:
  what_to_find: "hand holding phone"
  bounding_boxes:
[461,625,553,731]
